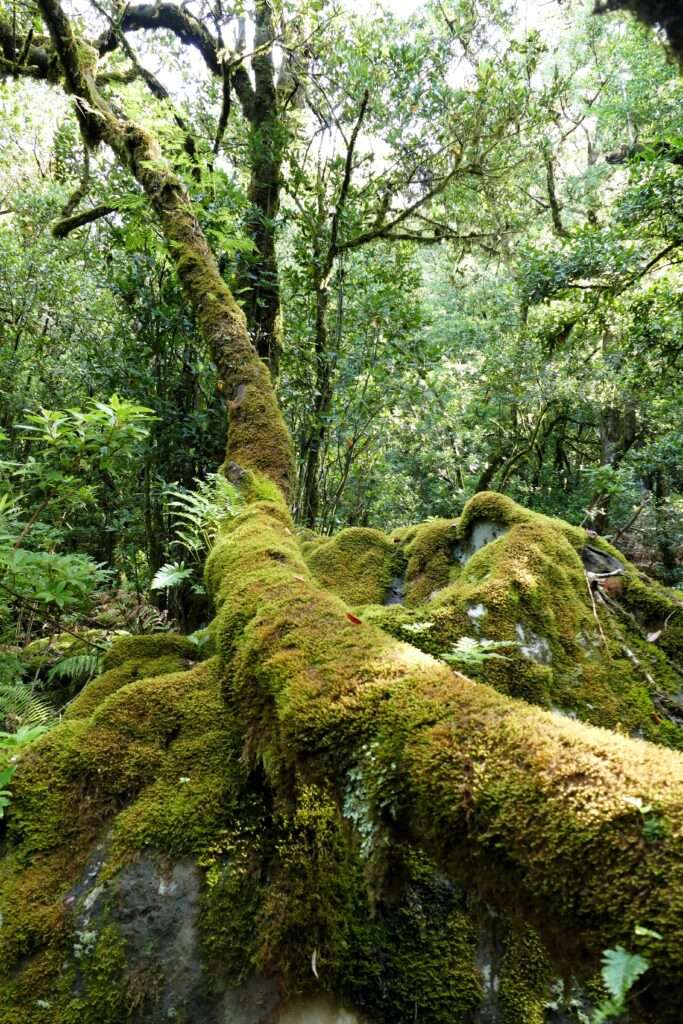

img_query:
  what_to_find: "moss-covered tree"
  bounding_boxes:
[3,1,683,1022]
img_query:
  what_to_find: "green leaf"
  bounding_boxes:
[601,946,649,1001]
[150,561,194,591]
[634,925,662,941]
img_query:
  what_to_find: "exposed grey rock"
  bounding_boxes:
[467,603,488,627]
[581,545,623,575]
[384,576,406,606]
[454,520,509,565]
[515,623,552,664]
[66,848,373,1024]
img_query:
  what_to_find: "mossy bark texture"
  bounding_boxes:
[32,0,294,498]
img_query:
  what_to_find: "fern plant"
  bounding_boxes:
[47,653,103,687]
[166,474,244,560]
[0,763,15,818]
[591,946,650,1022]
[0,682,55,731]
[441,636,518,668]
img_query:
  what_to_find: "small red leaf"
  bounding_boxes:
[346,612,362,625]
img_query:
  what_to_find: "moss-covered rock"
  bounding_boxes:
[368,493,683,748]
[398,518,460,605]
[65,633,199,720]
[304,527,400,607]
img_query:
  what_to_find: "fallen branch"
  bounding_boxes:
[584,570,612,656]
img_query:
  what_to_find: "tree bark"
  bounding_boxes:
[299,270,333,528]
[233,0,285,379]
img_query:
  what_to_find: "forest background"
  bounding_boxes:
[1,0,682,683]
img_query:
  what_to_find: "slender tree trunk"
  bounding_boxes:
[233,0,285,380]
[647,466,678,582]
[299,277,333,527]
[592,402,637,533]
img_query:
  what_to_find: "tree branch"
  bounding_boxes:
[335,163,462,254]
[327,88,369,272]
[544,149,567,237]
[91,0,201,176]
[97,2,221,73]
[213,59,232,154]
[0,18,51,78]
[52,202,117,238]
[605,139,683,166]
[94,0,259,120]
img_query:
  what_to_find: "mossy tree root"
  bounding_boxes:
[205,488,683,1015]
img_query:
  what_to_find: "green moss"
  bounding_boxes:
[457,490,586,550]
[100,632,197,671]
[222,369,296,501]
[366,500,683,748]
[499,924,551,1024]
[401,518,460,606]
[254,782,361,993]
[305,527,400,606]
[390,524,419,547]
[0,654,249,1019]
[340,847,482,1024]
[64,633,200,721]
[58,925,128,1024]
[205,489,683,1011]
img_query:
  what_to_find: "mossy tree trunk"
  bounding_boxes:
[96,0,287,378]
[29,0,294,498]
[299,232,335,529]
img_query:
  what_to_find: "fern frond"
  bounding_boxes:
[165,474,244,559]
[150,561,194,591]
[0,683,56,730]
[47,654,102,686]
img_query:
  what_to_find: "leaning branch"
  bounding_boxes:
[52,203,117,238]
[326,88,369,273]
